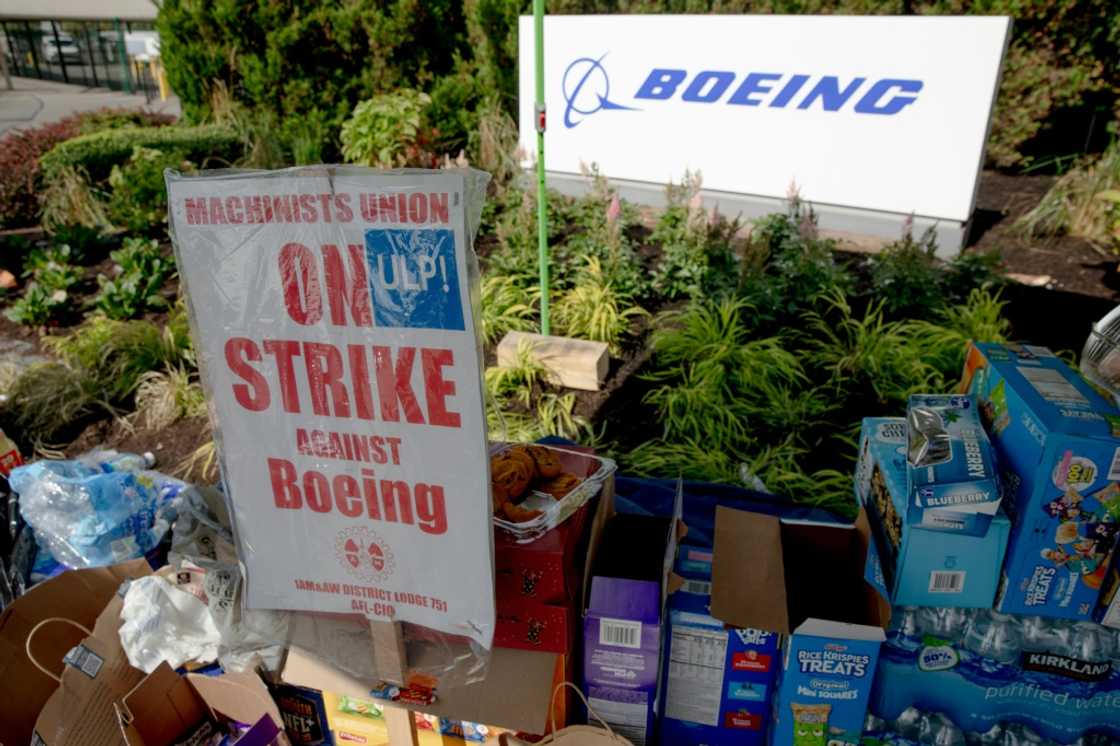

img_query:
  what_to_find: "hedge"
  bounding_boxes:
[40,124,242,184]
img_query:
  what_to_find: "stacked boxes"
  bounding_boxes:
[857,417,1011,608]
[961,342,1120,619]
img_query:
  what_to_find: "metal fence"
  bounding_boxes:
[1,18,160,99]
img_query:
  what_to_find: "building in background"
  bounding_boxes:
[0,0,162,98]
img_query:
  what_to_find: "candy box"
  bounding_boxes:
[706,505,889,746]
[856,417,1011,608]
[658,547,781,746]
[961,342,1120,620]
[905,394,1002,536]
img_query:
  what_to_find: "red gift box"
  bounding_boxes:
[495,500,591,604]
[494,597,574,653]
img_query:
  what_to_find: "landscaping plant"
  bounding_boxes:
[107,147,192,234]
[1018,144,1120,250]
[340,90,437,168]
[95,238,176,320]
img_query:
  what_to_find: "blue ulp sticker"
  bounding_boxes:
[365,228,463,330]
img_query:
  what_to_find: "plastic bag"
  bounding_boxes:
[11,449,185,568]
[119,573,222,672]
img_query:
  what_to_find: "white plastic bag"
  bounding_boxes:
[119,574,221,672]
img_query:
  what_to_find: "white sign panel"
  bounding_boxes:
[167,168,494,648]
[519,15,1010,222]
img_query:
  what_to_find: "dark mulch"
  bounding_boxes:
[966,170,1119,301]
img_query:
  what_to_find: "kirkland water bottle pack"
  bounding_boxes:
[861,708,1116,746]
[961,343,1120,620]
[869,606,1120,743]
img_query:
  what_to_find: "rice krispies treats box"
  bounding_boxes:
[961,342,1120,620]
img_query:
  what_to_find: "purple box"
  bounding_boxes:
[582,488,682,746]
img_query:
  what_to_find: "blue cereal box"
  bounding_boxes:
[905,394,1002,536]
[962,342,1120,620]
[707,505,888,746]
[856,417,1011,608]
[659,548,781,746]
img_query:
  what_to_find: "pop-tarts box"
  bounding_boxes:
[905,394,1002,536]
[708,504,889,746]
[659,548,781,746]
[961,342,1120,620]
[856,417,1011,608]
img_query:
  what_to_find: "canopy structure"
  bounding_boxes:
[0,0,156,21]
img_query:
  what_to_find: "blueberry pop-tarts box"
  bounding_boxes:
[856,417,1011,608]
[905,394,1002,536]
[961,342,1120,620]
[659,548,781,746]
[707,505,889,746]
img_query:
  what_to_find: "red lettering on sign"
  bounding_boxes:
[263,339,303,412]
[421,348,460,428]
[269,458,300,508]
[304,342,350,417]
[373,346,424,424]
[279,242,323,325]
[225,337,270,411]
[322,244,372,327]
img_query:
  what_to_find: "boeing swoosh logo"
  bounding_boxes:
[562,54,637,128]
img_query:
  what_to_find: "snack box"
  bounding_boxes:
[905,394,1002,536]
[706,504,889,746]
[583,512,679,746]
[961,342,1120,619]
[659,547,781,746]
[857,417,1011,608]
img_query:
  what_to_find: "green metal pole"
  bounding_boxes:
[534,0,550,336]
[114,18,132,94]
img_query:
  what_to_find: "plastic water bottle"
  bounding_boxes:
[1071,621,1115,662]
[918,712,964,746]
[922,606,973,641]
[963,610,1022,665]
[892,707,925,741]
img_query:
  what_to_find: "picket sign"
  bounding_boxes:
[166,167,496,742]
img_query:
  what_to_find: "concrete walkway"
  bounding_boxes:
[0,76,180,134]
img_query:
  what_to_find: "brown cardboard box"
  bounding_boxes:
[278,477,617,736]
[0,560,150,746]
[117,662,289,746]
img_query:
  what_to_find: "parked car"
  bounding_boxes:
[42,36,81,64]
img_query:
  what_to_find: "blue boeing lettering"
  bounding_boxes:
[854,79,923,115]
[634,68,686,100]
[570,55,923,127]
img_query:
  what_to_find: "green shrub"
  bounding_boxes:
[157,0,468,143]
[867,225,944,319]
[5,283,69,326]
[1017,144,1120,249]
[95,237,176,319]
[7,244,82,326]
[40,124,239,184]
[108,147,192,233]
[76,108,176,136]
[554,256,647,353]
[340,90,436,168]
[481,274,538,346]
[650,172,739,300]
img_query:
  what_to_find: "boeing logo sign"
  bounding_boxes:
[521,15,1011,230]
[563,54,923,128]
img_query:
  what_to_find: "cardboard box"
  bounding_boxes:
[962,342,1120,619]
[0,560,150,746]
[905,394,1002,535]
[709,506,889,746]
[856,417,1011,608]
[659,547,781,746]
[494,501,590,604]
[494,596,573,653]
[116,662,288,746]
[582,485,682,746]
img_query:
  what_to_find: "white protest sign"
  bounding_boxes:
[167,168,494,648]
[519,15,1010,223]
